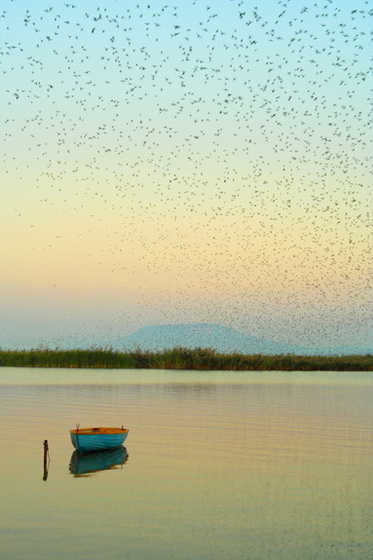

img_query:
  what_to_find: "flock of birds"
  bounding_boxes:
[1,0,371,350]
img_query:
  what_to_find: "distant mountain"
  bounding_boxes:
[106,323,372,356]
[108,323,318,355]
[327,345,373,356]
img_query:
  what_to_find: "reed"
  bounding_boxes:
[0,346,372,371]
[0,346,136,369]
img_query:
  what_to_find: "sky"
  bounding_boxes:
[1,0,372,350]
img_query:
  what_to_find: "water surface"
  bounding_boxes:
[1,368,372,559]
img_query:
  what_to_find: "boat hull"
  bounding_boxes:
[70,427,129,453]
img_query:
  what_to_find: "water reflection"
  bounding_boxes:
[69,446,128,477]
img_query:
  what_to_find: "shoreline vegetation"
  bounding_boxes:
[0,347,372,371]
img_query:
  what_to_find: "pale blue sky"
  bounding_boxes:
[1,0,372,350]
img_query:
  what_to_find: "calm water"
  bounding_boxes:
[0,368,372,560]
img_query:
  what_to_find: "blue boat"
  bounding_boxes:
[70,425,129,453]
[69,446,128,476]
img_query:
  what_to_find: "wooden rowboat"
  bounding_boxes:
[70,425,129,453]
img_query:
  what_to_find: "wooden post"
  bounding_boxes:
[43,440,49,481]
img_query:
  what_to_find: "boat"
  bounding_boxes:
[70,425,129,453]
[69,446,128,477]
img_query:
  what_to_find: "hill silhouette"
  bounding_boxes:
[107,323,371,356]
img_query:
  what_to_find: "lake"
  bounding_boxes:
[0,368,372,560]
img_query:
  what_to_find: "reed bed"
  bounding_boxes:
[0,347,372,371]
[0,347,136,369]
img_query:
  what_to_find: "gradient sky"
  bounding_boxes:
[1,0,372,350]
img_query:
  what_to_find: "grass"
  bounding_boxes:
[0,346,372,371]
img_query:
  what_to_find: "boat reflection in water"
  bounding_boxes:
[69,446,128,477]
